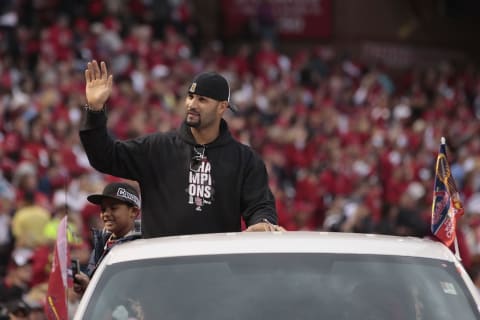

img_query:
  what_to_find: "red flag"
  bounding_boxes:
[431,137,464,247]
[45,216,69,320]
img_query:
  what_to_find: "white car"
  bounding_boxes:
[74,232,480,320]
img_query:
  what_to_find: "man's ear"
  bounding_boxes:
[218,101,228,115]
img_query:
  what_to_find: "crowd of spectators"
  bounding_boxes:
[1,0,480,318]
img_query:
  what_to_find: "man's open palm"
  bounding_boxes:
[85,60,113,110]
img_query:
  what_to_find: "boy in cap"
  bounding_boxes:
[73,182,141,295]
[79,60,281,238]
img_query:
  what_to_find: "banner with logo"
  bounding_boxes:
[220,0,331,39]
[431,137,464,247]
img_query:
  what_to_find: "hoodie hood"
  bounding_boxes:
[178,119,234,148]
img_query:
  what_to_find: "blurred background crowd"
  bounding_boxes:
[0,0,480,318]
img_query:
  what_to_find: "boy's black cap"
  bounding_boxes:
[7,300,31,317]
[87,182,141,208]
[188,72,238,113]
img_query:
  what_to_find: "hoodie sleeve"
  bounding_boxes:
[79,108,146,181]
[86,248,97,278]
[86,229,105,278]
[240,151,277,226]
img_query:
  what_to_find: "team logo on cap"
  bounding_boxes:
[189,82,197,93]
[117,188,141,207]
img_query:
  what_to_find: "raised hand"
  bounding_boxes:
[85,60,113,110]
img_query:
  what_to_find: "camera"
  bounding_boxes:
[71,259,81,284]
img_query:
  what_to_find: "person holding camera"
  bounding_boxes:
[73,182,141,295]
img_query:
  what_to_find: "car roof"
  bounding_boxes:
[103,231,456,264]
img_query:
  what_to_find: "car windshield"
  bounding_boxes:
[83,253,479,320]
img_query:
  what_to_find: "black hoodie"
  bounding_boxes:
[79,109,277,238]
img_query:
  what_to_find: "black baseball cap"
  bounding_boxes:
[87,182,141,208]
[188,72,238,112]
[7,300,31,317]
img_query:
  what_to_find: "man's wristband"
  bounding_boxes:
[84,104,105,112]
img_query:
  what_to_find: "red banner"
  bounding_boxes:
[220,0,331,39]
[45,216,69,320]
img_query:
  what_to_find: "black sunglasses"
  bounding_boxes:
[190,155,207,172]
[190,146,207,172]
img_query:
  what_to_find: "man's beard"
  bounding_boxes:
[185,117,200,128]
